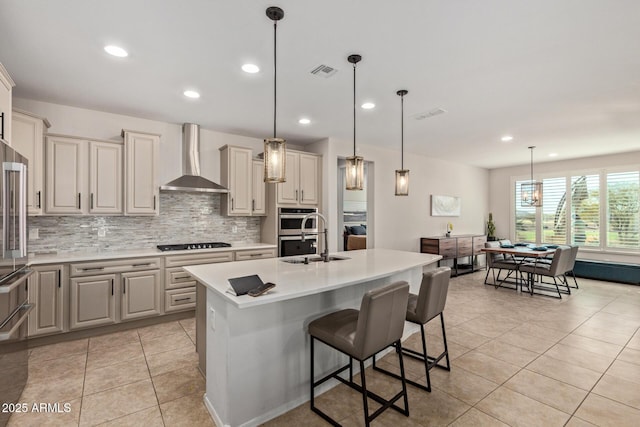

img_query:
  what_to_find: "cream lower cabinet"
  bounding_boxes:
[69,257,162,330]
[28,265,64,337]
[70,274,117,330]
[121,270,161,321]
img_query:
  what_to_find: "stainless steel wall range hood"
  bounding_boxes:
[161,123,229,193]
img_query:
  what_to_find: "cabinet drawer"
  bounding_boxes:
[70,257,162,277]
[473,236,487,252]
[420,239,440,255]
[164,251,233,268]
[235,248,276,261]
[457,238,473,257]
[165,267,197,290]
[165,288,196,312]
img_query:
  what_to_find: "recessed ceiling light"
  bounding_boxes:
[242,64,260,73]
[298,118,311,125]
[183,90,200,99]
[549,153,558,157]
[501,135,514,142]
[104,45,128,58]
[361,102,375,110]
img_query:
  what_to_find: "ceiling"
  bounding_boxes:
[1,0,639,169]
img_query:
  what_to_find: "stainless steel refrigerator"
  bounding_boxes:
[0,139,33,427]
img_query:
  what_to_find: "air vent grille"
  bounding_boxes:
[412,108,447,120]
[310,65,338,78]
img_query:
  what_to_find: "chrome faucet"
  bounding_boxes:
[301,212,329,262]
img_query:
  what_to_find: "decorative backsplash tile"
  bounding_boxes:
[28,192,261,254]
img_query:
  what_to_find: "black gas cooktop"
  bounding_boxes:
[156,242,232,251]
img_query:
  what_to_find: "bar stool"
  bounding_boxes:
[374,267,451,392]
[309,281,410,426]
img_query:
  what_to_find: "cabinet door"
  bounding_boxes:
[251,160,266,215]
[124,131,159,215]
[277,152,299,204]
[121,270,161,321]
[45,136,86,214]
[299,153,319,205]
[0,66,13,143]
[70,274,116,330]
[228,147,252,215]
[12,112,46,215]
[28,265,64,336]
[89,141,122,214]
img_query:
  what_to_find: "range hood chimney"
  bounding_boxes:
[160,123,229,193]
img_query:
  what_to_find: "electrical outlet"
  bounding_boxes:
[209,307,216,330]
[98,227,106,237]
[29,228,39,240]
[232,225,238,233]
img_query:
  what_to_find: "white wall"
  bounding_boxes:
[489,150,640,263]
[308,138,489,253]
[13,98,306,185]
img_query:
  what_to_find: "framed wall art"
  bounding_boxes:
[431,195,461,217]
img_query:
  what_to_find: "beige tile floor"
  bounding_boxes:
[7,271,640,426]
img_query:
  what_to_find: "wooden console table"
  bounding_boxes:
[420,234,487,276]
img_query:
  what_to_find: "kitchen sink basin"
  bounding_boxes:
[281,255,350,264]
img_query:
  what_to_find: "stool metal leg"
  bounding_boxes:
[359,360,370,427]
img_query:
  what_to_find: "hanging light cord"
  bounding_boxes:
[401,93,404,169]
[530,146,534,182]
[352,61,356,157]
[273,20,277,138]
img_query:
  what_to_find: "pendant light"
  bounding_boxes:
[263,6,286,183]
[395,89,409,196]
[345,54,364,191]
[521,146,543,207]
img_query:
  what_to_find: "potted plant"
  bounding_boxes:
[487,213,497,241]
[446,222,453,237]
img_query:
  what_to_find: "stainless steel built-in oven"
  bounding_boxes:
[278,207,318,236]
[279,235,318,257]
[0,139,33,425]
[278,207,318,256]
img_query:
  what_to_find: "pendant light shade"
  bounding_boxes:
[395,89,409,196]
[263,7,286,183]
[345,54,365,191]
[521,146,543,207]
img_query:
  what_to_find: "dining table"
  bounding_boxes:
[481,245,557,293]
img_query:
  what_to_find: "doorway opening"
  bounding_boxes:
[337,160,374,251]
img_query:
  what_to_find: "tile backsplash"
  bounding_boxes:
[28,192,261,254]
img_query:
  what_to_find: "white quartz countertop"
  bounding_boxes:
[185,248,442,309]
[28,243,277,265]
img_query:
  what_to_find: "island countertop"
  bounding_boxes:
[184,248,442,309]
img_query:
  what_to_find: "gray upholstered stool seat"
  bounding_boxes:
[374,267,452,392]
[309,281,410,426]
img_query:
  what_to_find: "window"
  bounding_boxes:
[515,180,536,242]
[512,167,640,253]
[606,171,639,249]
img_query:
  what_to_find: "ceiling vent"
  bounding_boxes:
[310,64,338,78]
[412,108,447,120]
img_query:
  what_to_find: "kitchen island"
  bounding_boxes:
[185,248,441,427]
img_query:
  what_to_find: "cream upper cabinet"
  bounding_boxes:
[219,145,252,216]
[45,136,86,214]
[277,150,320,206]
[11,110,50,215]
[0,63,15,144]
[123,130,159,216]
[251,159,266,215]
[45,135,123,215]
[89,141,122,214]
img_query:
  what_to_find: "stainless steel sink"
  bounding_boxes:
[281,255,350,264]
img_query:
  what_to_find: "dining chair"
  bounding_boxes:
[484,241,522,290]
[520,246,572,298]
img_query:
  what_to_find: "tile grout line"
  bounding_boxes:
[138,327,167,427]
[77,340,89,427]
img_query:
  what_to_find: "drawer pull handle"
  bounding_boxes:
[175,297,192,302]
[174,275,190,279]
[132,263,151,267]
[249,253,263,257]
[81,267,104,271]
